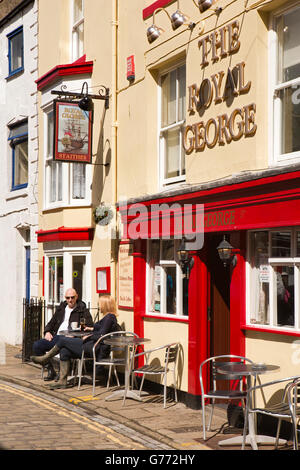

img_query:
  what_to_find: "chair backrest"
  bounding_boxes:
[199,354,253,394]
[164,343,179,371]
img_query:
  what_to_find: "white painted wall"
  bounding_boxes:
[0,1,38,345]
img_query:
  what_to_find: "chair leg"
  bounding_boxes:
[107,365,113,389]
[275,418,282,449]
[173,369,177,403]
[77,359,83,390]
[139,374,146,398]
[92,362,96,397]
[163,373,167,409]
[113,366,120,387]
[202,396,207,441]
[207,399,215,431]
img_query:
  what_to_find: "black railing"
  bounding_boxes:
[22,298,45,362]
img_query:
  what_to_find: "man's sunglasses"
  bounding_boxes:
[66,296,75,300]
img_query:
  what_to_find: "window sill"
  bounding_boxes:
[6,186,28,200]
[43,202,92,212]
[242,324,300,337]
[143,312,189,323]
[6,68,24,81]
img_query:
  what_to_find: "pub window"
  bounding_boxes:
[43,105,90,209]
[159,64,186,186]
[273,5,300,162]
[248,229,300,330]
[72,0,84,60]
[7,26,24,77]
[147,239,189,317]
[8,120,28,191]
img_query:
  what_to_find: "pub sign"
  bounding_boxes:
[53,100,93,163]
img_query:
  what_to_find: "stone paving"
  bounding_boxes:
[0,344,293,451]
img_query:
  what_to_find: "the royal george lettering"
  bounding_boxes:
[184,21,257,153]
[204,209,235,228]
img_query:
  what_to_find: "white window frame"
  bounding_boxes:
[246,228,300,332]
[146,239,187,319]
[71,0,84,61]
[158,62,186,188]
[270,2,300,165]
[41,84,92,211]
[44,243,91,323]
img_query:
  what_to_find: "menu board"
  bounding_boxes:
[118,243,134,308]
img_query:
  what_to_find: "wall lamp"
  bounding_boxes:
[192,0,223,14]
[177,238,195,278]
[217,236,238,268]
[147,2,190,43]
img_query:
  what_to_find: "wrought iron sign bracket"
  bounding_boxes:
[51,82,110,110]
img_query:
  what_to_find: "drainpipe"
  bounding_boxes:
[111,0,118,299]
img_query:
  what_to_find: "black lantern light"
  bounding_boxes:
[217,236,237,267]
[177,238,194,278]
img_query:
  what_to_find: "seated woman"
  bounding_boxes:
[31,295,119,389]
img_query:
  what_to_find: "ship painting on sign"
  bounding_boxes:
[60,118,88,153]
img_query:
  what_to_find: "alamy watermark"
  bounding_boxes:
[95,198,204,250]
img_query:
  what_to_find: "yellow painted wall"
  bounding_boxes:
[246,331,300,406]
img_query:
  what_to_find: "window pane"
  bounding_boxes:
[73,0,83,23]
[161,71,176,127]
[14,141,28,186]
[297,232,300,256]
[164,128,180,179]
[275,266,294,327]
[47,111,54,157]
[277,8,300,83]
[271,231,291,257]
[48,256,64,303]
[72,163,86,199]
[279,86,300,155]
[72,256,86,301]
[10,31,23,72]
[49,161,62,203]
[149,241,161,312]
[249,232,270,324]
[165,266,176,314]
[178,65,186,122]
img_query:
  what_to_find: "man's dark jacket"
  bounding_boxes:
[44,300,93,336]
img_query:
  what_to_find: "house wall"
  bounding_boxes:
[0,0,38,344]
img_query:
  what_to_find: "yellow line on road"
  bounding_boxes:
[0,384,145,449]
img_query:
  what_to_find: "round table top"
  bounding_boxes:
[103,336,150,346]
[217,362,280,376]
[58,329,87,337]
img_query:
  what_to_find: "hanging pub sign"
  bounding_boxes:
[53,100,93,163]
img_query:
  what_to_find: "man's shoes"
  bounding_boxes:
[43,363,57,382]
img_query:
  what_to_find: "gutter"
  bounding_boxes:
[0,0,34,29]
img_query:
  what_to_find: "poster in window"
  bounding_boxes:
[53,100,93,163]
[96,267,111,294]
[118,243,134,309]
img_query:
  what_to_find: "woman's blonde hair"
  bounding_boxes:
[99,295,118,316]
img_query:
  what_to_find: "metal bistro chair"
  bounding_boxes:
[77,331,138,396]
[132,342,179,408]
[199,355,254,441]
[243,375,300,450]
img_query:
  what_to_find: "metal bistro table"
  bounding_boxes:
[216,362,283,449]
[59,329,88,338]
[103,336,150,406]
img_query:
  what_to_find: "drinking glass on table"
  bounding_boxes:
[80,317,86,331]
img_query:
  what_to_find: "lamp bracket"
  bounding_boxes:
[51,82,110,109]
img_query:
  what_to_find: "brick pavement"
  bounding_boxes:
[0,344,291,451]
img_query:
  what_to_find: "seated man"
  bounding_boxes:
[31,294,119,390]
[32,288,93,381]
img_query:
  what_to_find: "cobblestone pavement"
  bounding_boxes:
[0,380,167,451]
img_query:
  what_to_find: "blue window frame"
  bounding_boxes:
[7,26,24,77]
[8,121,28,191]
